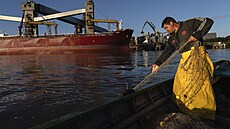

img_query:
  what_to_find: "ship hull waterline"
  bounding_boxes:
[0,29,133,55]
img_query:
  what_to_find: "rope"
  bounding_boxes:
[176,44,209,104]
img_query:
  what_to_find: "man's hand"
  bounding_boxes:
[150,64,159,74]
[188,36,197,42]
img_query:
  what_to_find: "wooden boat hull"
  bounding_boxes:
[30,60,230,129]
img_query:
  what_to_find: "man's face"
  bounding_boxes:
[163,21,175,34]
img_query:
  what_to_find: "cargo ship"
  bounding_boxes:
[0,0,133,55]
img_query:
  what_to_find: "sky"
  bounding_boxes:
[0,0,229,37]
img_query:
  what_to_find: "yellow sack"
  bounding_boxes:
[173,46,216,120]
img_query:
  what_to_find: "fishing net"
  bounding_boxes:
[176,43,213,100]
[173,42,216,119]
[155,58,230,129]
[156,112,216,129]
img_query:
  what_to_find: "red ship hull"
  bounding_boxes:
[0,29,133,55]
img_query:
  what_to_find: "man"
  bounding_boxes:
[151,17,216,120]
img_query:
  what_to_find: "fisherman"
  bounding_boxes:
[151,17,216,120]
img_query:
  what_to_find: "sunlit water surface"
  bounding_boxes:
[0,49,229,129]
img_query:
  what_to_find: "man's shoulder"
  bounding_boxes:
[184,17,206,22]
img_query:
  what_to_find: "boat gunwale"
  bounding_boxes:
[30,60,230,129]
[30,78,174,129]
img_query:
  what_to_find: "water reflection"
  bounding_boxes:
[0,52,137,129]
[0,49,229,129]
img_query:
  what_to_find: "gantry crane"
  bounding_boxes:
[28,21,58,35]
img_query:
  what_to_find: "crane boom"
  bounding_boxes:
[139,19,167,46]
[141,20,159,34]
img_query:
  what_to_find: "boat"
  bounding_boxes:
[0,0,134,55]
[0,29,133,55]
[30,60,230,129]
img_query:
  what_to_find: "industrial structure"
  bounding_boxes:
[0,0,133,55]
[0,0,115,37]
[130,20,167,51]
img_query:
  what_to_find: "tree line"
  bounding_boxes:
[204,35,230,48]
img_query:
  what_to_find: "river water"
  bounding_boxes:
[0,49,230,129]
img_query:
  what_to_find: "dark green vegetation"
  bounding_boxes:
[205,36,230,48]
